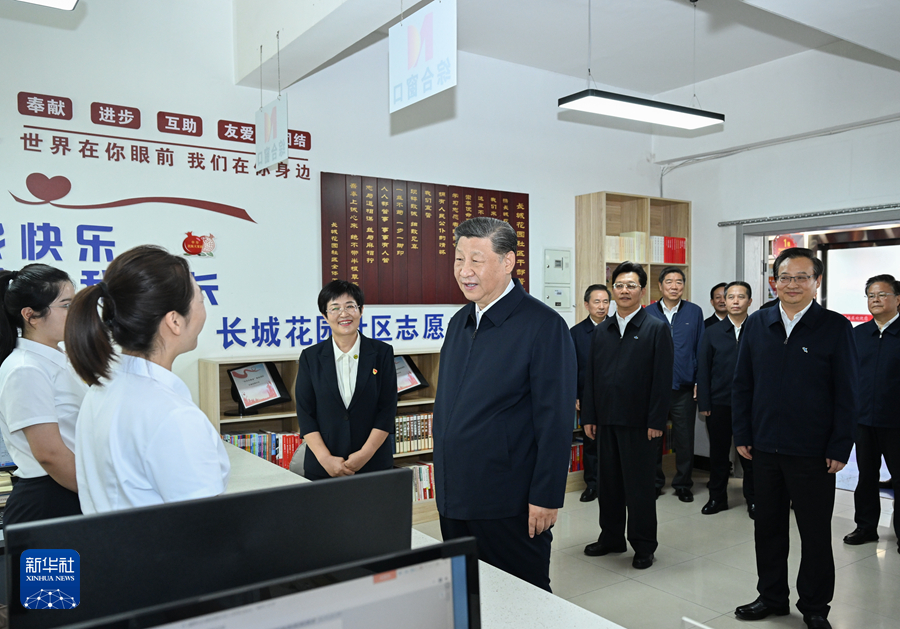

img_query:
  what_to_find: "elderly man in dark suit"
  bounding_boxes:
[433,217,576,592]
[581,261,673,570]
[571,283,611,503]
[732,248,858,629]
[843,274,900,551]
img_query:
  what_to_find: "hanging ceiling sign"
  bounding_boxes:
[388,0,457,113]
[255,95,288,172]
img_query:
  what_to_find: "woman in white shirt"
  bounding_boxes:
[0,264,85,526]
[65,245,230,513]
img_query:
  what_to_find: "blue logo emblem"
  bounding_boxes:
[20,549,80,609]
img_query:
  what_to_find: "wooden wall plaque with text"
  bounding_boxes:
[321,172,529,304]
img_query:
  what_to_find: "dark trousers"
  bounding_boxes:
[598,425,658,555]
[706,404,754,503]
[440,511,553,592]
[754,450,835,618]
[656,387,696,490]
[854,424,900,540]
[3,475,82,529]
[583,432,598,489]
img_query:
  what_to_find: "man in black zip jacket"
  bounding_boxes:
[732,248,858,629]
[581,262,673,570]
[696,281,754,517]
[843,274,900,551]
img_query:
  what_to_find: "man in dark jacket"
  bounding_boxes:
[732,248,858,629]
[433,217,576,592]
[705,282,727,328]
[645,267,705,502]
[581,262,673,570]
[696,281,754,517]
[570,284,611,503]
[843,274,900,551]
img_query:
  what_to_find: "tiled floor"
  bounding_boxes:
[414,472,898,629]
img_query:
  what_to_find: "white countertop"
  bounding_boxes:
[225,444,623,629]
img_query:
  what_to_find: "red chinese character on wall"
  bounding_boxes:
[91,102,141,129]
[157,111,203,137]
[18,92,73,120]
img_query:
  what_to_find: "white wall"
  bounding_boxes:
[1,1,656,400]
[652,42,900,315]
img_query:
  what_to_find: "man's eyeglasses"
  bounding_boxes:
[866,292,897,301]
[327,304,360,315]
[612,283,641,291]
[776,274,816,285]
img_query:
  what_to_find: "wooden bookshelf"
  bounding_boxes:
[199,349,587,524]
[575,191,691,319]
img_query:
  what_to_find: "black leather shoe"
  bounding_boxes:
[655,487,663,499]
[879,478,893,489]
[803,614,832,629]
[580,487,598,502]
[584,541,626,557]
[734,598,790,620]
[843,528,878,545]
[701,499,728,515]
[675,488,694,503]
[747,503,756,520]
[632,552,654,569]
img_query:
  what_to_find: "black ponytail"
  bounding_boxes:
[65,246,194,386]
[0,265,72,364]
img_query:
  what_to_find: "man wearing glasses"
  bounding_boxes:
[843,274,900,552]
[581,262,673,570]
[732,248,858,629]
[645,267,705,502]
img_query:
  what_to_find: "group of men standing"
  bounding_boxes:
[432,216,897,629]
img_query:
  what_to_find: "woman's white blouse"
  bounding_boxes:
[0,338,86,478]
[75,354,230,514]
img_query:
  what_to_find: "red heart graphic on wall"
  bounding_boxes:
[25,173,71,202]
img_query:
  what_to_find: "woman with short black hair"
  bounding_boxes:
[295,280,397,480]
[66,245,230,513]
[0,264,85,526]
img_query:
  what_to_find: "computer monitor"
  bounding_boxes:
[6,468,413,628]
[60,538,480,629]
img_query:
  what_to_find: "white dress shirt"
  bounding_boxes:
[780,300,814,339]
[661,299,681,325]
[476,279,515,328]
[75,354,230,514]
[332,333,362,408]
[615,308,641,339]
[0,338,86,478]
[728,315,745,341]
[877,312,899,335]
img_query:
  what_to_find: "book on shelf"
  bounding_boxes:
[393,412,433,454]
[395,460,435,502]
[221,431,303,470]
[568,441,584,473]
[620,231,647,261]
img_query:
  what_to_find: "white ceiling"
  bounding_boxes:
[233,0,900,97]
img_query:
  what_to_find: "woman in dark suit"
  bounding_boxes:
[295,280,397,480]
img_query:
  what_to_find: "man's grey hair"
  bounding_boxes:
[454,217,518,256]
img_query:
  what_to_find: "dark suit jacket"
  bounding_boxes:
[696,317,741,411]
[855,316,900,428]
[581,308,673,431]
[705,313,725,329]
[433,280,576,520]
[645,300,705,389]
[295,334,397,480]
[570,316,600,401]
[732,300,858,462]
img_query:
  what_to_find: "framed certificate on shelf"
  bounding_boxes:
[226,362,292,415]
[395,355,429,396]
